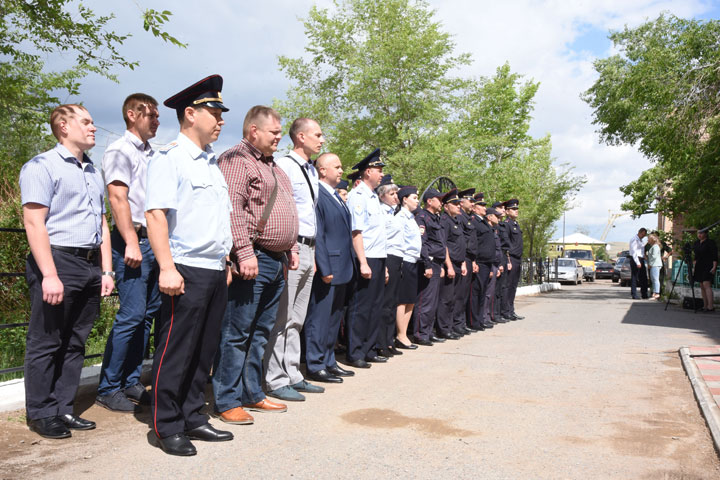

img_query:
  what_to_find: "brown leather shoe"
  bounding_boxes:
[217,407,254,425]
[243,398,287,413]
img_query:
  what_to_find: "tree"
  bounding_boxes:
[583,13,720,228]
[276,0,585,258]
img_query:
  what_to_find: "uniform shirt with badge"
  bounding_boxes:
[397,207,421,263]
[145,133,232,271]
[102,130,154,227]
[416,208,446,270]
[460,210,478,259]
[20,143,105,248]
[347,181,387,259]
[440,212,467,264]
[382,203,404,258]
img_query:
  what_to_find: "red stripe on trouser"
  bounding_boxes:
[153,296,175,438]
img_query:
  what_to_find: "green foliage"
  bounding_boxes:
[593,245,609,261]
[583,13,720,228]
[276,0,585,260]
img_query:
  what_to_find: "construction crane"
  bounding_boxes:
[600,210,631,242]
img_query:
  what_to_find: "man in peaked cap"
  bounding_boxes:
[483,206,504,326]
[491,201,511,323]
[470,192,496,330]
[457,188,479,335]
[145,75,234,456]
[436,189,467,340]
[344,148,388,367]
[347,170,362,189]
[412,188,447,346]
[502,198,525,320]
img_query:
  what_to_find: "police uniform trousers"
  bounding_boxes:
[483,265,499,325]
[346,257,386,362]
[502,256,521,317]
[494,264,507,319]
[304,276,348,374]
[453,259,472,331]
[378,254,403,350]
[151,263,226,439]
[437,260,462,336]
[24,250,100,420]
[413,262,442,341]
[469,262,491,328]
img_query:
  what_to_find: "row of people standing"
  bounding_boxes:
[18,74,525,457]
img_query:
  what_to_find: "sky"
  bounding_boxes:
[53,0,720,243]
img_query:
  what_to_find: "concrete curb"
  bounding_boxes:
[0,360,153,414]
[516,282,562,296]
[679,346,720,456]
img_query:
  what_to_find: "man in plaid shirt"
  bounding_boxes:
[212,106,299,425]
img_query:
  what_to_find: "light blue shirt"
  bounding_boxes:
[275,151,318,238]
[347,181,386,258]
[382,203,403,258]
[20,143,105,248]
[145,133,232,271]
[397,207,421,263]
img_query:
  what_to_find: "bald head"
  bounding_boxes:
[316,152,343,187]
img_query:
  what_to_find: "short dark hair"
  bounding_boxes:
[288,118,315,144]
[122,93,158,126]
[638,228,647,234]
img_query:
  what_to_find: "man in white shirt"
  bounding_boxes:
[264,118,325,402]
[629,228,649,299]
[97,94,162,413]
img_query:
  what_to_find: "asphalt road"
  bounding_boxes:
[2,280,720,479]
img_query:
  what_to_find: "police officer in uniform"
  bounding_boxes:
[492,201,510,323]
[145,75,234,455]
[437,189,466,340]
[457,188,479,334]
[411,188,447,346]
[502,198,525,320]
[483,206,504,326]
[471,193,495,330]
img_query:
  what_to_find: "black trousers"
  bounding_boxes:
[468,263,490,328]
[151,264,226,439]
[494,264,507,319]
[438,261,462,335]
[502,257,521,316]
[453,259,472,330]
[413,263,442,341]
[346,257,386,362]
[630,257,649,299]
[378,254,402,349]
[24,251,100,420]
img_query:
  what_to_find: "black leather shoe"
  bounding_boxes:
[494,316,510,323]
[452,328,467,336]
[414,338,433,346]
[439,332,460,340]
[395,339,418,350]
[157,433,197,456]
[328,365,355,377]
[348,359,371,368]
[430,335,446,343]
[59,414,96,430]
[512,313,525,320]
[124,383,151,405]
[378,348,395,357]
[388,346,403,356]
[308,369,343,383]
[186,423,233,442]
[28,416,71,439]
[465,326,478,333]
[365,355,388,363]
[481,322,494,329]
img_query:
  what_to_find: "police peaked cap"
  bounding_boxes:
[378,174,394,187]
[423,188,444,202]
[347,170,361,182]
[486,207,500,216]
[491,201,504,209]
[398,185,417,202]
[164,74,229,112]
[336,179,349,190]
[504,198,520,208]
[352,148,385,171]
[473,192,487,205]
[458,188,475,199]
[442,188,461,204]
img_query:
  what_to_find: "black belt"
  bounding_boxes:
[256,246,286,262]
[135,225,148,238]
[297,235,315,247]
[51,245,100,262]
[430,256,445,265]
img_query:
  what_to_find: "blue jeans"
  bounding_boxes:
[649,266,661,294]
[213,251,285,411]
[98,230,161,396]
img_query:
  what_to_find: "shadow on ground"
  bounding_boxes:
[621,298,720,344]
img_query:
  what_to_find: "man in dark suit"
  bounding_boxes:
[304,153,356,383]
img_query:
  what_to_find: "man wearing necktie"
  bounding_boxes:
[304,153,356,382]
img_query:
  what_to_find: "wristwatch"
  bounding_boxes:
[102,271,116,279]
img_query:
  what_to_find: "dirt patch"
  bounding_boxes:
[341,408,477,438]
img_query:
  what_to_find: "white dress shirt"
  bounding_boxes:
[275,151,318,238]
[629,234,645,265]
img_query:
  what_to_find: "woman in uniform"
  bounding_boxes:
[377,176,403,357]
[394,186,422,349]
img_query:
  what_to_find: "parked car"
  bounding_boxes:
[612,257,626,283]
[595,261,614,280]
[564,246,596,281]
[550,258,584,285]
[619,258,632,287]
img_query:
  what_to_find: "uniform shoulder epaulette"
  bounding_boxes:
[159,142,179,153]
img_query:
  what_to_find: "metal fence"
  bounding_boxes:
[520,257,558,286]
